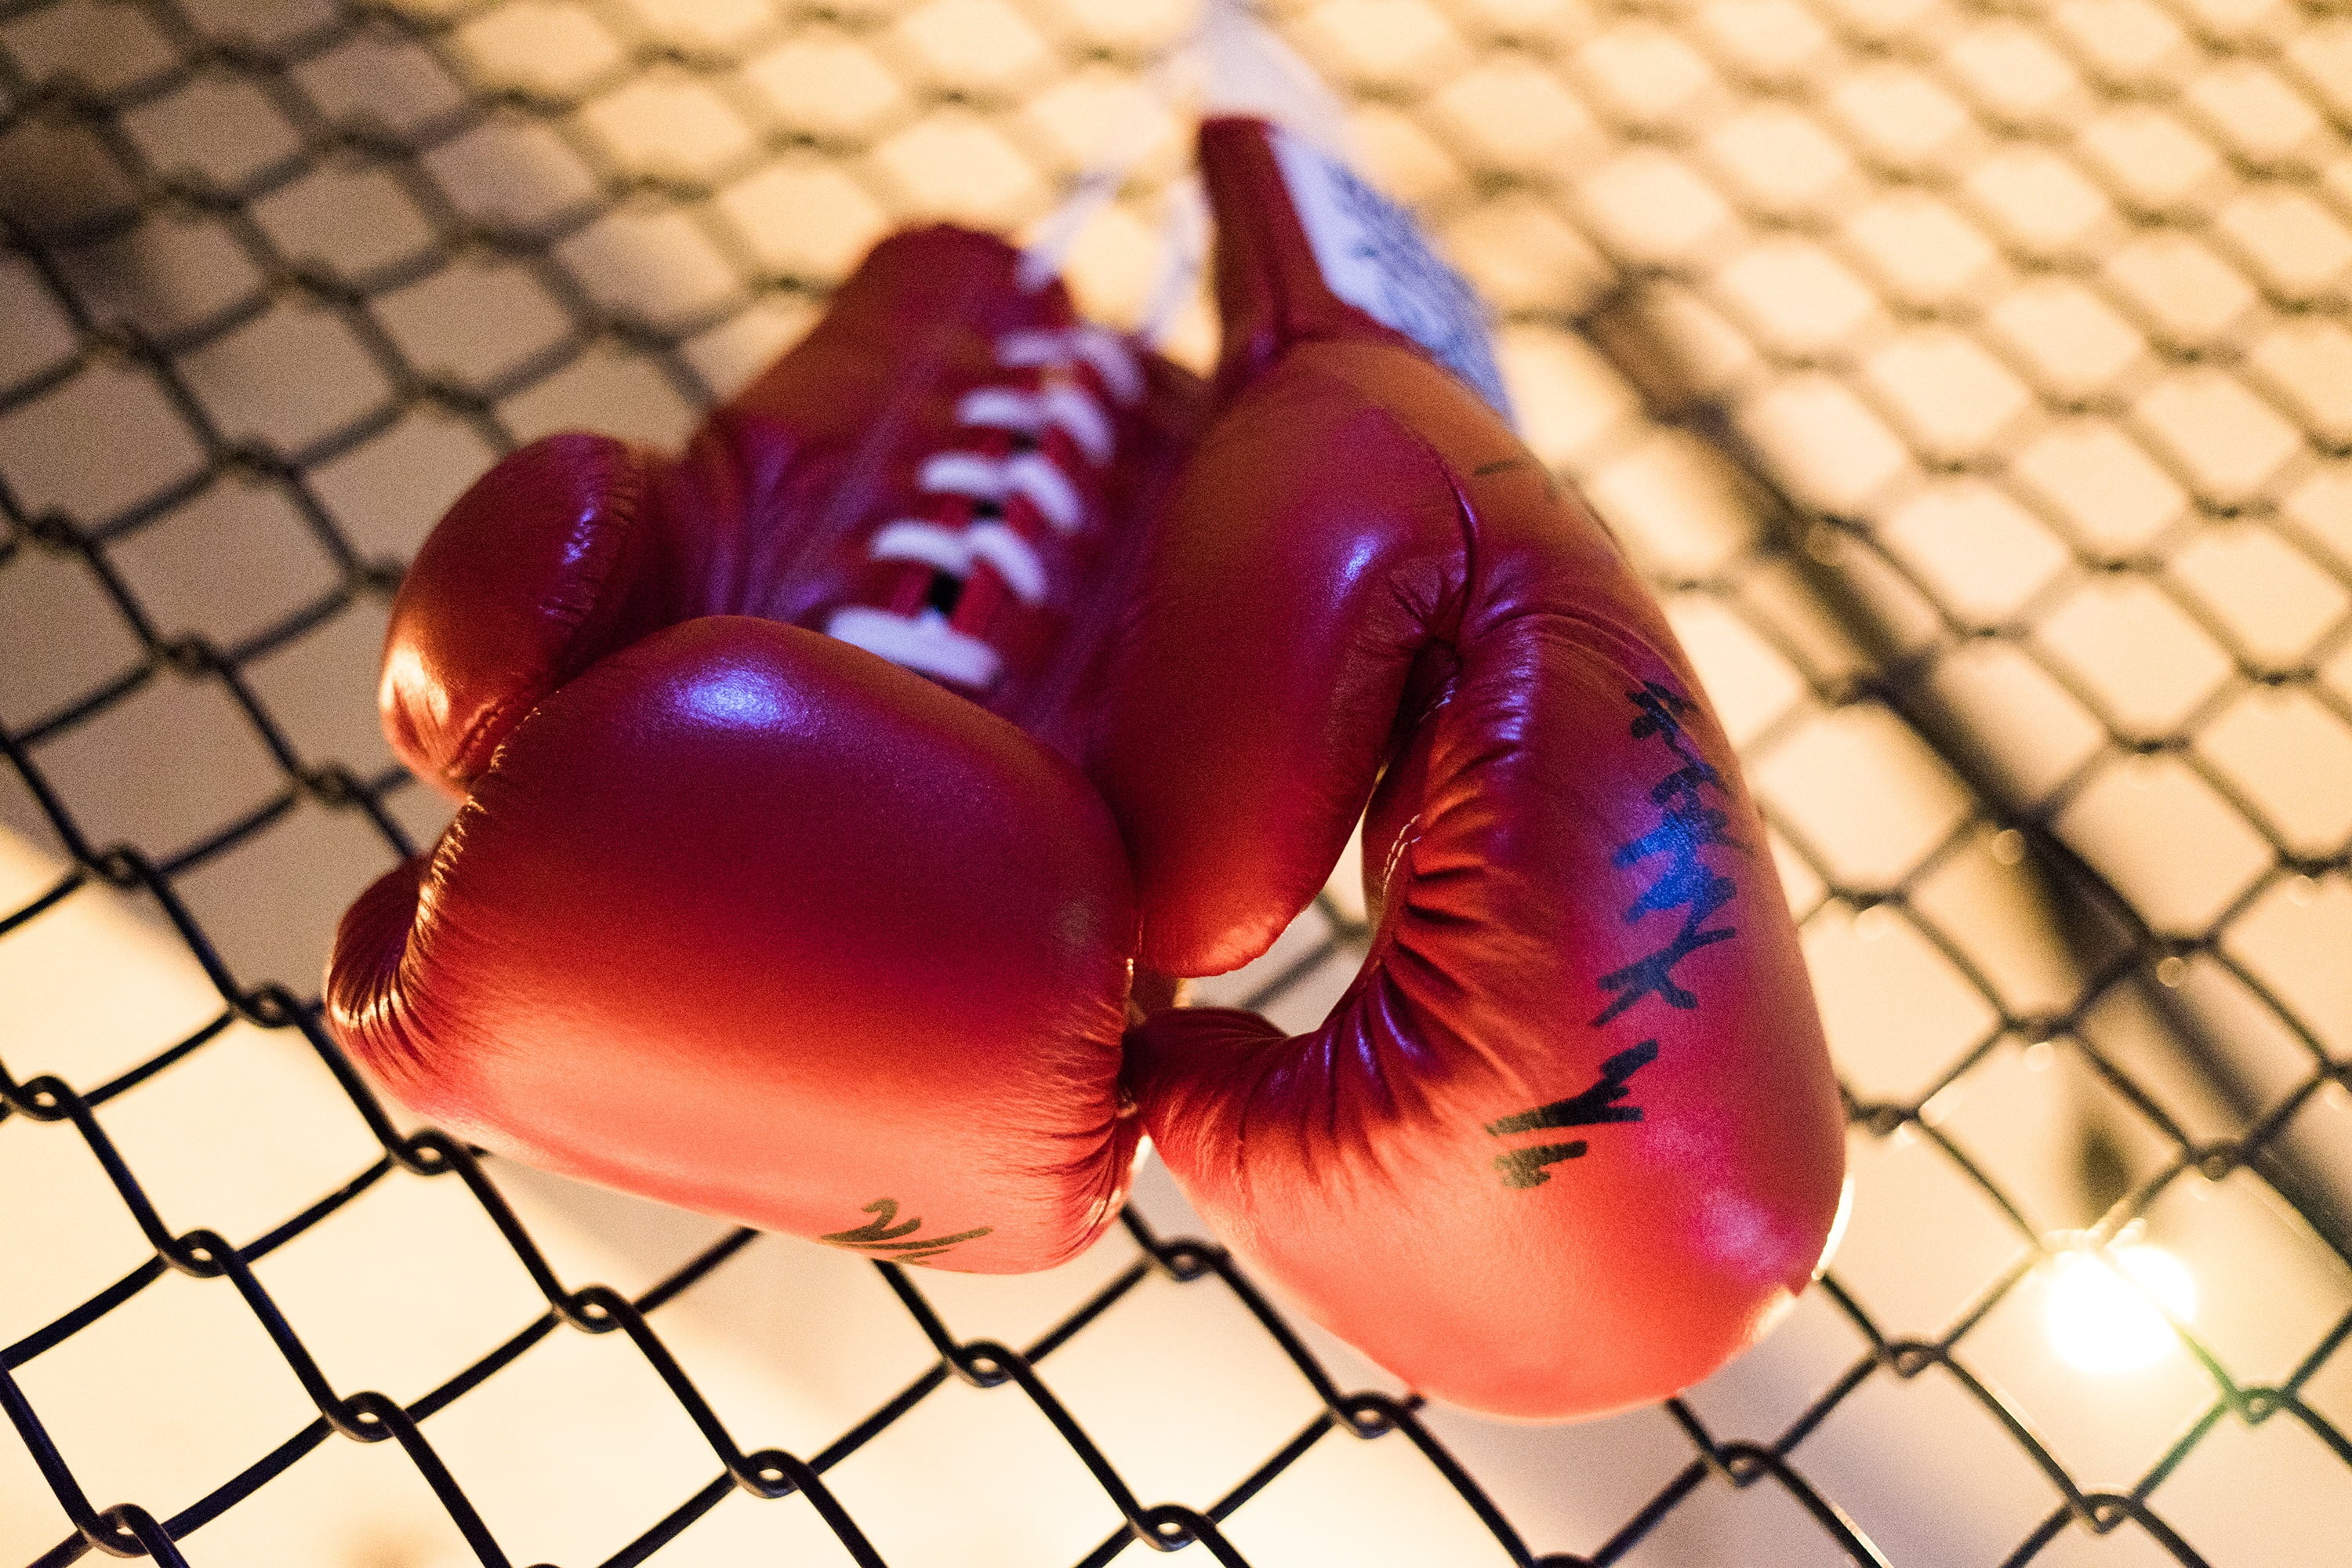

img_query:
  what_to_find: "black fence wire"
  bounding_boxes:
[2,0,2349,1563]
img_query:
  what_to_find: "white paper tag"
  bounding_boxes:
[1266,125,1515,425]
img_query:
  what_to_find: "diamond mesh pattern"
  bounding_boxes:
[3,0,2349,1563]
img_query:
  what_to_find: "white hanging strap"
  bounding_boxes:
[1179,0,1357,160]
[1139,176,1210,350]
[1016,165,1127,293]
[1018,0,1323,297]
[1017,51,1185,293]
[1123,0,1355,350]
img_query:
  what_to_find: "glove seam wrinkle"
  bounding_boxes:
[446,443,650,788]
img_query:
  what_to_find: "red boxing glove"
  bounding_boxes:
[329,228,1203,1270]
[1095,121,1846,1416]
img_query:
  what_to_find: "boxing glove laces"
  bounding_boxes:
[1096,119,1848,1418]
[328,226,1203,1272]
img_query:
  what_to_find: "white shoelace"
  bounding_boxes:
[826,325,1143,691]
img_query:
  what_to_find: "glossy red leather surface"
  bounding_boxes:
[331,227,1201,1270]
[1096,119,1848,1416]
[339,620,1140,1266]
[382,227,1202,783]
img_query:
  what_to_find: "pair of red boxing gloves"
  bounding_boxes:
[326,119,1846,1421]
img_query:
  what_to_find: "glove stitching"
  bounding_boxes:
[826,325,1142,692]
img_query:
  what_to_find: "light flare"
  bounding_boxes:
[2044,1242,2198,1374]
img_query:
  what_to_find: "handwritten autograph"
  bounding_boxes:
[1485,681,1746,1187]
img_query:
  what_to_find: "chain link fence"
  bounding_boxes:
[2,0,2348,1562]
